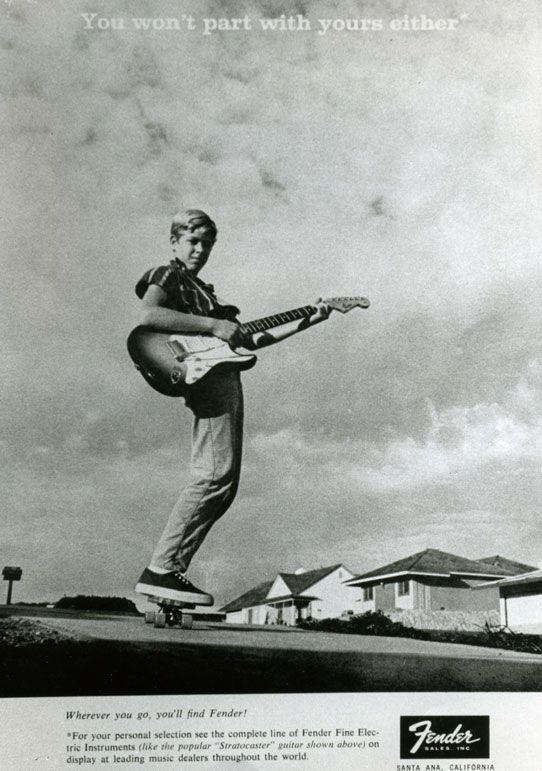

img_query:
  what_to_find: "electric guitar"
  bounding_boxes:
[127,296,370,397]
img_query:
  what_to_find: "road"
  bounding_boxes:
[27,614,542,693]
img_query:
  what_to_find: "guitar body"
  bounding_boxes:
[127,326,257,397]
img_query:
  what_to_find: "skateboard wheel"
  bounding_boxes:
[154,613,167,628]
[180,614,193,630]
[144,611,155,624]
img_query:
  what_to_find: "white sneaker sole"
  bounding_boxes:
[135,582,213,606]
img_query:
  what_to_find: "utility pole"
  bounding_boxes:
[2,566,22,605]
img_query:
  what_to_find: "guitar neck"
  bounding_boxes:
[241,305,316,335]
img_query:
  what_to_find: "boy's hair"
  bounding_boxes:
[170,209,217,244]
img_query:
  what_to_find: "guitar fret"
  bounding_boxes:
[241,304,317,335]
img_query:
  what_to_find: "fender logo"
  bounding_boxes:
[408,720,480,754]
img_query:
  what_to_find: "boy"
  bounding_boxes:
[135,209,330,606]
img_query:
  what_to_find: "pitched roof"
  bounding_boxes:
[220,580,273,613]
[278,564,343,594]
[476,555,537,575]
[473,569,542,589]
[230,593,320,608]
[346,549,510,584]
[219,564,344,613]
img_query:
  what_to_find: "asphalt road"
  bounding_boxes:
[31,615,542,693]
[33,614,542,657]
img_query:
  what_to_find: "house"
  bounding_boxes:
[344,548,536,617]
[473,568,542,633]
[220,564,358,626]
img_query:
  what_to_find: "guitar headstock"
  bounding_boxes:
[324,296,371,313]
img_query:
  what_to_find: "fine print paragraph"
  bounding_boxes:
[80,11,471,35]
[65,706,382,765]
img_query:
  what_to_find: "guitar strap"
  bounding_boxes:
[171,259,216,315]
[171,260,240,320]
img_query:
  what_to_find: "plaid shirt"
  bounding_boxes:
[135,259,240,320]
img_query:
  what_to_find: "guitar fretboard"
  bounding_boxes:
[241,305,316,335]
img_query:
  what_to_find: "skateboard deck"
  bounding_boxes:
[143,594,196,629]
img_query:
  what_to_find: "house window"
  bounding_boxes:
[247,608,254,624]
[363,586,374,601]
[397,580,410,596]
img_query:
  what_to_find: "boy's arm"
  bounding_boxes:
[243,300,331,350]
[139,285,244,345]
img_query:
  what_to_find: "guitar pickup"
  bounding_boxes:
[166,339,188,360]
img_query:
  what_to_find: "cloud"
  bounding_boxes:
[250,360,541,495]
[2,0,541,603]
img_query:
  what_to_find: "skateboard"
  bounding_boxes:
[143,595,196,629]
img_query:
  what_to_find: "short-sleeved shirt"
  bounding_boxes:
[135,259,240,320]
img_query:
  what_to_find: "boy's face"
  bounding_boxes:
[172,227,215,275]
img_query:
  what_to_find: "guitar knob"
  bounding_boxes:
[171,367,183,384]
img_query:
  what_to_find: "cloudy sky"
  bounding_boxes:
[2,0,541,608]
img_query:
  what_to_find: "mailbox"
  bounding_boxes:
[2,566,22,604]
[2,567,22,581]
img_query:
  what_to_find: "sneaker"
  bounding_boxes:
[135,568,213,606]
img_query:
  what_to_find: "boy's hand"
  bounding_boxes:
[309,298,332,325]
[211,319,247,347]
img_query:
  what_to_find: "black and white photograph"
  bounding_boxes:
[1,0,541,768]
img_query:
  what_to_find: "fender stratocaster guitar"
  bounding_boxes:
[127,295,370,397]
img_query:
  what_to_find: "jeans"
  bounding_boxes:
[150,370,244,572]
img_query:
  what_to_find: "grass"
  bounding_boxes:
[297,611,542,655]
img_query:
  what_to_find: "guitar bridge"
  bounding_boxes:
[166,339,187,361]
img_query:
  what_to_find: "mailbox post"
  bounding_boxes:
[2,566,22,605]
